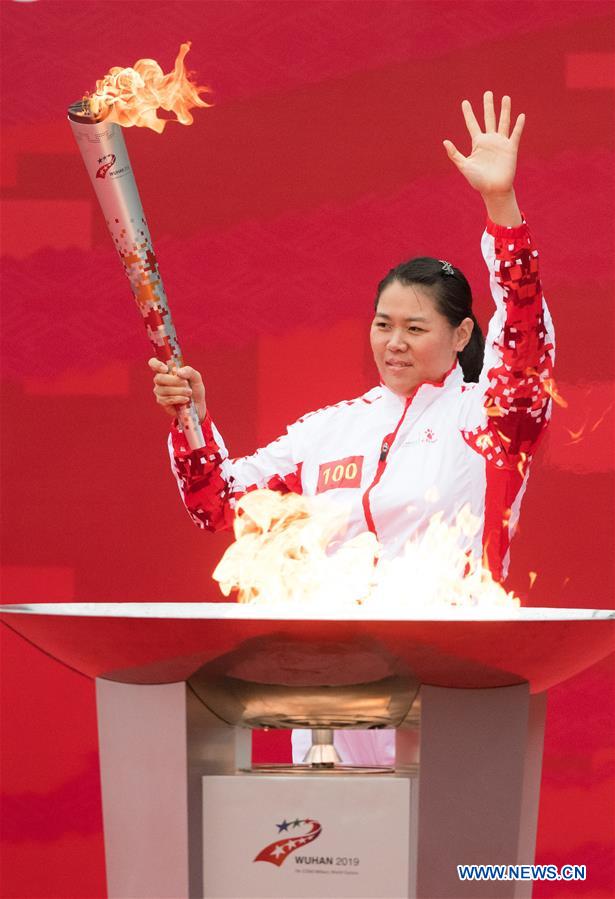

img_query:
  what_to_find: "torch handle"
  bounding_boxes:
[68,111,205,450]
[175,400,205,450]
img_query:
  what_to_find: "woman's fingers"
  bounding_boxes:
[154,381,192,395]
[463,93,518,141]
[498,95,511,137]
[153,371,188,387]
[177,365,203,385]
[148,358,201,384]
[510,112,525,148]
[149,360,201,390]
[157,393,191,405]
[149,358,206,420]
[483,90,496,133]
[152,377,192,415]
[151,360,191,403]
[148,357,169,374]
[461,99,481,141]
[443,139,466,169]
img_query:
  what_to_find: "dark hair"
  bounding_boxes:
[374,257,485,382]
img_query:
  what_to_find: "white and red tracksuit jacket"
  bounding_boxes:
[169,216,554,582]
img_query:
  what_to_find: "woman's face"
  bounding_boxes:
[370,280,473,397]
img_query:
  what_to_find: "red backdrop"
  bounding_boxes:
[1,2,613,897]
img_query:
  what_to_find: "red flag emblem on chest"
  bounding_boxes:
[254,818,322,867]
[316,456,363,493]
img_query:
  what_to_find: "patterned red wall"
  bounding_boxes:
[1,2,613,897]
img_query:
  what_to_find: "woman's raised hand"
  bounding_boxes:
[443,92,525,197]
[148,358,207,423]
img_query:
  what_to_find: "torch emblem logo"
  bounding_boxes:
[254,818,322,867]
[96,154,117,179]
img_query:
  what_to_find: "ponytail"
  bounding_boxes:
[458,313,485,383]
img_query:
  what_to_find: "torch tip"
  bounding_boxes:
[67,99,109,124]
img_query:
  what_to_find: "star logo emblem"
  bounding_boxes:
[254,816,323,867]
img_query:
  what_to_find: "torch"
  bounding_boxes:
[67,43,209,450]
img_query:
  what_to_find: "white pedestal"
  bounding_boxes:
[95,679,546,899]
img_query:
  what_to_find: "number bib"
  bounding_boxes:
[316,456,363,493]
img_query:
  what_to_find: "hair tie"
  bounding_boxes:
[439,259,455,276]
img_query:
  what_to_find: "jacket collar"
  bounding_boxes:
[378,361,462,408]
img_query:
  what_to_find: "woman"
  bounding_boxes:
[150,92,554,765]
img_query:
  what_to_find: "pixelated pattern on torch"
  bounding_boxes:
[113,218,180,365]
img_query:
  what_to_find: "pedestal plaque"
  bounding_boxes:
[202,775,416,899]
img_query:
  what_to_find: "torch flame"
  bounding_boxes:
[213,489,521,614]
[84,42,210,132]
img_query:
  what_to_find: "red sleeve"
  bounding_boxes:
[169,412,303,532]
[477,216,555,465]
[459,217,556,581]
[169,412,235,531]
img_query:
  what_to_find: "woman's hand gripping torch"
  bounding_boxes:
[67,43,210,449]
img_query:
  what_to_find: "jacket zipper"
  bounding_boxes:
[362,394,414,537]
